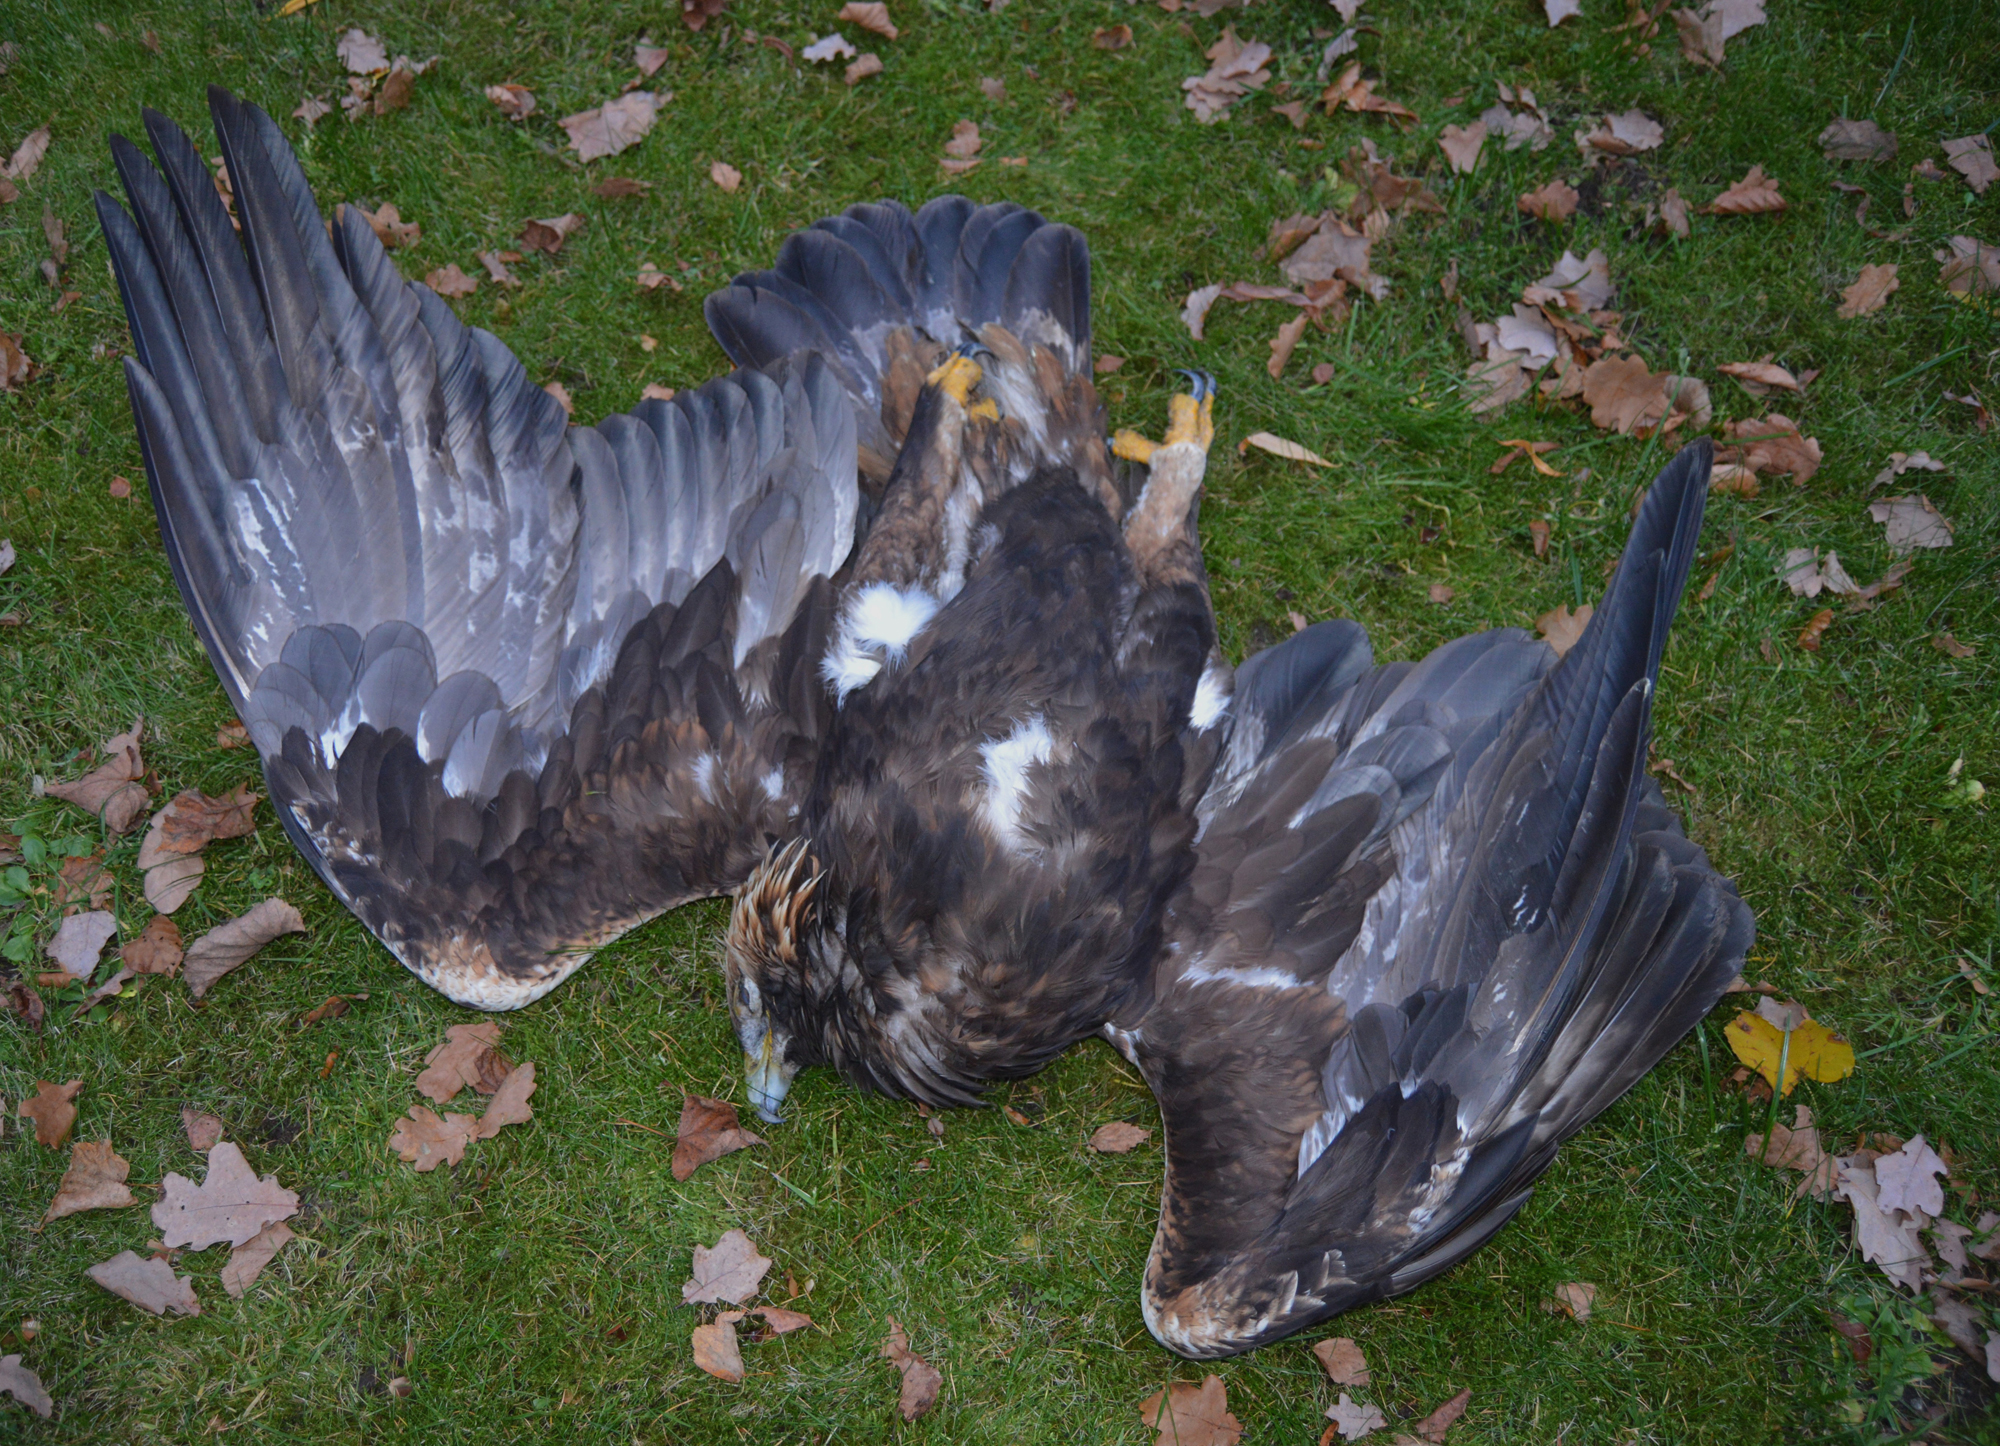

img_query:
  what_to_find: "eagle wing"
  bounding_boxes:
[98,89,856,1008]
[1125,441,1753,1356]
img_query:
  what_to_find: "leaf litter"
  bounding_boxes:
[0,1356,52,1418]
[1139,1376,1240,1446]
[1725,998,1855,1094]
[42,1140,138,1222]
[153,1140,299,1250]
[19,1080,82,1148]
[880,1318,944,1422]
[1087,1121,1151,1153]
[44,718,148,833]
[673,1093,765,1179]
[182,898,306,1000]
[560,92,666,163]
[684,1229,774,1305]
[87,1251,200,1317]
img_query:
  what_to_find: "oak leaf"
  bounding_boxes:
[45,718,148,832]
[1868,495,1953,553]
[1703,164,1784,215]
[881,1317,944,1422]
[477,249,522,286]
[1518,178,1578,223]
[1267,313,1310,379]
[0,1356,51,1418]
[673,1094,765,1180]
[839,2,899,37]
[43,1141,137,1222]
[1746,1104,1834,1198]
[46,911,116,979]
[1833,1156,1928,1289]
[803,33,856,61]
[87,1251,200,1316]
[1943,136,1996,195]
[1935,236,1999,298]
[559,92,665,163]
[19,1080,81,1148]
[1326,1392,1385,1439]
[181,1107,224,1153]
[1837,263,1898,317]
[426,264,476,298]
[1185,29,1271,125]
[1546,1281,1596,1320]
[1725,413,1820,484]
[1315,1336,1369,1385]
[1819,118,1895,163]
[122,915,183,975]
[153,1141,299,1249]
[1088,1122,1151,1153]
[354,201,419,249]
[485,83,535,120]
[418,1021,515,1099]
[1875,1135,1947,1220]
[944,120,982,159]
[182,898,307,1000]
[1536,603,1593,659]
[1580,355,1670,434]
[684,1229,774,1304]
[1139,1375,1240,1446]
[1438,122,1485,175]
[1934,632,1975,659]
[473,1060,536,1138]
[220,1220,294,1298]
[336,28,388,74]
[388,1107,477,1171]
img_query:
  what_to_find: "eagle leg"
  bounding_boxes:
[1117,373,1214,587]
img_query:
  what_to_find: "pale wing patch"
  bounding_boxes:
[823,582,942,703]
[1190,661,1232,730]
[978,715,1055,853]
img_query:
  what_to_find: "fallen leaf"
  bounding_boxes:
[336,27,388,74]
[216,719,250,748]
[1320,62,1417,125]
[1427,583,1455,605]
[751,1304,814,1335]
[846,53,884,84]
[181,1107,223,1153]
[881,1318,945,1422]
[1545,0,1581,22]
[1725,413,1821,484]
[1410,1387,1472,1442]
[1517,178,1578,223]
[559,91,665,163]
[1547,1281,1596,1321]
[19,1080,81,1148]
[1579,354,1673,434]
[1181,283,1224,340]
[0,1356,51,1419]
[291,94,332,129]
[1311,361,1336,385]
[1870,450,1946,491]
[46,910,117,979]
[1935,235,2000,298]
[1868,495,1953,553]
[5,124,51,187]
[0,331,32,389]
[1141,1376,1242,1446]
[1833,1155,1929,1289]
[45,718,148,832]
[683,0,730,31]
[1525,246,1613,311]
[417,1025,512,1105]
[1796,608,1834,650]
[980,76,1006,100]
[684,1229,774,1305]
[673,1093,765,1179]
[424,263,477,299]
[1703,164,1785,215]
[43,1140,137,1223]
[1185,28,1272,125]
[54,851,113,913]
[1943,135,1997,195]
[1820,117,1895,163]
[87,1251,199,1317]
[1708,0,1767,41]
[153,1140,299,1249]
[1315,1337,1369,1386]
[1717,361,1799,395]
[1088,1122,1151,1153]
[1094,23,1134,49]
[1241,431,1332,467]
[300,995,350,1026]
[155,785,260,855]
[518,213,587,257]
[1746,1103,1834,1198]
[139,815,204,912]
[1835,262,1899,318]
[1776,548,1858,600]
[1876,1135,1948,1220]
[355,201,419,249]
[1438,122,1486,175]
[1267,312,1310,379]
[1672,6,1726,66]
[634,43,672,77]
[692,1312,748,1381]
[1536,603,1593,658]
[944,120,982,159]
[1934,632,1976,659]
[220,1220,294,1298]
[710,160,743,192]
[1581,109,1663,156]
[373,65,417,117]
[474,1061,536,1139]
[642,383,678,402]
[803,32,857,61]
[485,83,536,120]
[388,1106,478,1171]
[119,915,183,977]
[5,983,41,1030]
[1326,1392,1386,1440]
[182,898,307,1001]
[838,1,899,38]
[1724,1007,1854,1094]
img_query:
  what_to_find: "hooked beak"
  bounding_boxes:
[746,1032,792,1124]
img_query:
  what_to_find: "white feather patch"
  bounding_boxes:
[1190,662,1232,730]
[822,582,942,703]
[979,715,1055,853]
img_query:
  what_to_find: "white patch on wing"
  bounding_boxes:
[822,582,942,703]
[692,752,717,803]
[979,715,1055,853]
[760,767,785,800]
[1190,662,1231,730]
[1181,959,1305,990]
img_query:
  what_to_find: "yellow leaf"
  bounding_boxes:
[1239,431,1332,467]
[1724,1010,1855,1095]
[276,0,324,14]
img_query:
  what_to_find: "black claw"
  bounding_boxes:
[1174,368,1214,401]
[954,340,994,361]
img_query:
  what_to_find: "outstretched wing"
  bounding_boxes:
[98,88,857,1008]
[1127,442,1753,1357]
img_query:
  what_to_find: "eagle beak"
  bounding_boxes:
[746,1033,791,1124]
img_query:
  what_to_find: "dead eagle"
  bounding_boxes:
[103,89,1751,1358]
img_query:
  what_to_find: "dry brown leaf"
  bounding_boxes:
[560,91,665,163]
[1832,1155,1929,1289]
[0,331,33,391]
[1943,135,1997,196]
[634,43,672,76]
[1315,1336,1369,1386]
[1717,360,1799,394]
[46,910,117,979]
[1580,354,1671,434]
[518,212,586,254]
[182,898,307,1000]
[5,125,52,184]
[1536,603,1593,658]
[474,1060,536,1139]
[683,1229,774,1305]
[87,1251,199,1316]
[683,0,730,31]
[1544,0,1582,22]
[181,1107,224,1153]
[1874,1134,1947,1219]
[1746,1104,1834,1198]
[944,120,982,160]
[154,784,260,855]
[43,1140,137,1222]
[693,1312,748,1381]
[417,1022,512,1102]
[292,95,332,129]
[672,1094,765,1180]
[485,83,536,120]
[1411,1387,1473,1442]
[1837,263,1898,318]
[53,851,113,914]
[1868,494,1953,553]
[220,1220,294,1298]
[1093,354,1125,375]
[476,250,522,287]
[594,177,649,201]
[751,1303,814,1335]
[142,853,202,914]
[710,160,743,192]
[838,1,899,37]
[1438,122,1486,175]
[1547,1281,1597,1321]
[1088,1122,1151,1153]
[1094,23,1134,49]
[152,1140,299,1249]
[372,66,417,117]
[354,201,419,249]
[1326,1393,1386,1440]
[426,263,477,298]
[881,1317,945,1422]
[335,27,387,73]
[1704,164,1785,215]
[846,53,884,84]
[122,915,184,976]
[1267,312,1310,379]
[1581,109,1663,156]
[45,718,148,833]
[1820,117,1895,163]
[0,1355,51,1419]
[388,1106,478,1171]
[642,383,678,402]
[1935,235,2000,298]
[19,1080,81,1148]
[1797,608,1834,651]
[1320,62,1416,124]
[1185,28,1272,124]
[1934,632,1976,659]
[1240,431,1332,467]
[1518,178,1578,223]
[1426,582,1455,605]
[1672,6,1726,65]
[1726,413,1821,483]
[1139,1375,1241,1446]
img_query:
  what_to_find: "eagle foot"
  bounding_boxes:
[926,351,985,406]
[1112,371,1215,465]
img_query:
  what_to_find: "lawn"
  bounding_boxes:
[1,0,1997,1440]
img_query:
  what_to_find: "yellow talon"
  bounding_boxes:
[1112,429,1158,464]
[1163,392,1215,451]
[926,352,984,405]
[966,397,1000,422]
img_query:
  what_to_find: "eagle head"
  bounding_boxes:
[725,837,828,1122]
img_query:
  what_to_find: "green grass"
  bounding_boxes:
[1,0,1997,1440]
